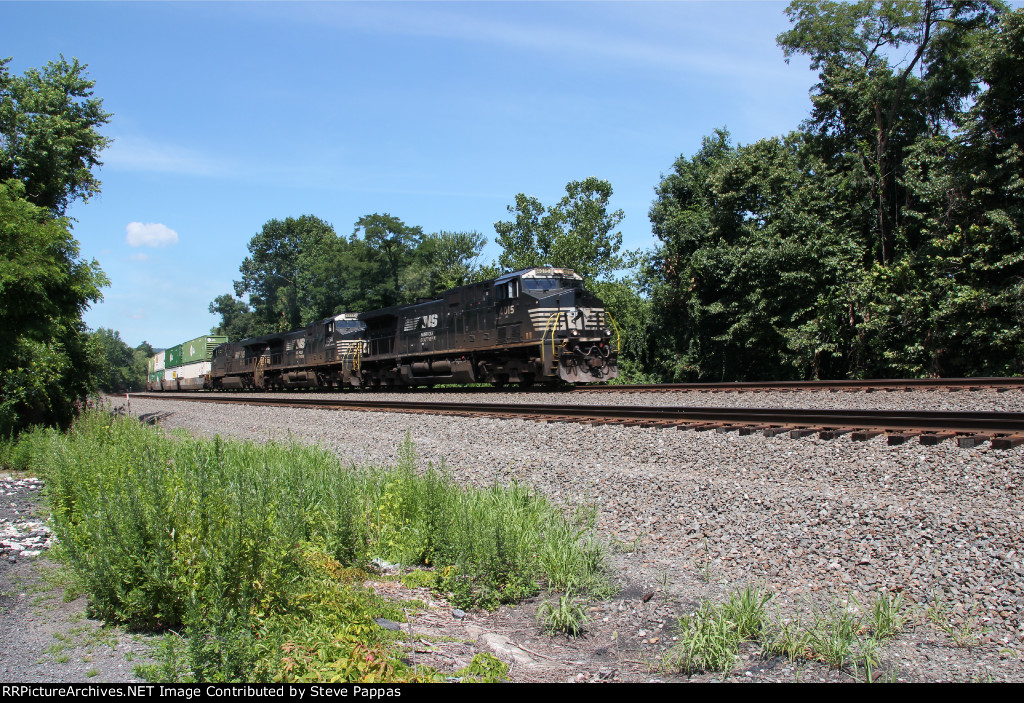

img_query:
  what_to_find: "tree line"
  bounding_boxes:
[4,1,1022,437]
[644,0,1023,381]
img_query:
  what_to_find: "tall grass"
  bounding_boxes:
[29,410,611,679]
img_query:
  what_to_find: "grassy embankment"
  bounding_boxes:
[1,411,612,682]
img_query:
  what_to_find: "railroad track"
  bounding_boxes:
[575,377,1024,393]
[132,393,1024,449]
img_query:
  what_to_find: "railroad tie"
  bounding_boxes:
[992,435,1024,449]
[957,434,991,448]
[886,432,921,445]
[790,428,824,439]
[919,432,957,446]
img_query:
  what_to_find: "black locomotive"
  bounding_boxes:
[208,267,619,390]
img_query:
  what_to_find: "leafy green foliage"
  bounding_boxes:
[89,328,148,393]
[32,412,610,680]
[662,586,771,674]
[536,593,588,637]
[494,177,626,281]
[232,215,339,333]
[208,293,257,340]
[414,230,488,297]
[0,56,112,214]
[453,652,510,683]
[0,180,107,435]
[649,3,1024,381]
[212,213,488,335]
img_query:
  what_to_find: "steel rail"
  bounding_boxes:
[574,377,1024,393]
[131,393,1024,435]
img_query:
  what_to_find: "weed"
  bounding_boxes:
[868,591,909,641]
[698,538,713,582]
[454,652,509,682]
[610,535,642,554]
[925,594,990,648]
[722,585,771,640]
[135,632,191,683]
[400,569,438,590]
[86,669,99,677]
[762,614,813,661]
[850,636,881,682]
[806,598,864,668]
[27,410,614,681]
[662,601,740,674]
[537,593,588,637]
[54,654,70,664]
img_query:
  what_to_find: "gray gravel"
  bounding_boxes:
[153,386,1024,412]
[113,390,1024,681]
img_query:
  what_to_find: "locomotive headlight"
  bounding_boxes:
[570,330,579,336]
[603,329,611,337]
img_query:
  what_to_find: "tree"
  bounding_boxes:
[0,56,112,214]
[414,230,488,297]
[644,3,1018,382]
[494,177,626,281]
[778,0,1003,265]
[90,327,145,392]
[0,179,107,434]
[353,213,424,306]
[649,130,861,381]
[209,294,257,340]
[233,215,338,332]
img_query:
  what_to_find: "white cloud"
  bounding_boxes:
[126,222,179,248]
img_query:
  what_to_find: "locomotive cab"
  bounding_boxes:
[499,268,618,383]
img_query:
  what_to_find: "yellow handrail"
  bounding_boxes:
[541,311,565,360]
[604,310,622,353]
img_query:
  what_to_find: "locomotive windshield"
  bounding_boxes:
[522,278,581,291]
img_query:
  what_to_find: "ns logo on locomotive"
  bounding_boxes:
[147,267,619,391]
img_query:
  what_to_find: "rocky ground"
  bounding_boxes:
[3,389,1023,683]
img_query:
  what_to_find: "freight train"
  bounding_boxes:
[147,267,619,391]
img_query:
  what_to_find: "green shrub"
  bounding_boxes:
[37,410,611,680]
[537,593,588,637]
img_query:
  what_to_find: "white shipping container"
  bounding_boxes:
[152,352,165,372]
[177,361,211,379]
[176,361,211,390]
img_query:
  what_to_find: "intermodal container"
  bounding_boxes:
[165,345,183,369]
[181,335,228,364]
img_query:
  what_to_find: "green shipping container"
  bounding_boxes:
[165,345,183,368]
[181,334,228,364]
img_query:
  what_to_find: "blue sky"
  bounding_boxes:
[4,1,819,348]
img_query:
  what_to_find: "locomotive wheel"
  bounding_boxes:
[518,373,535,389]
